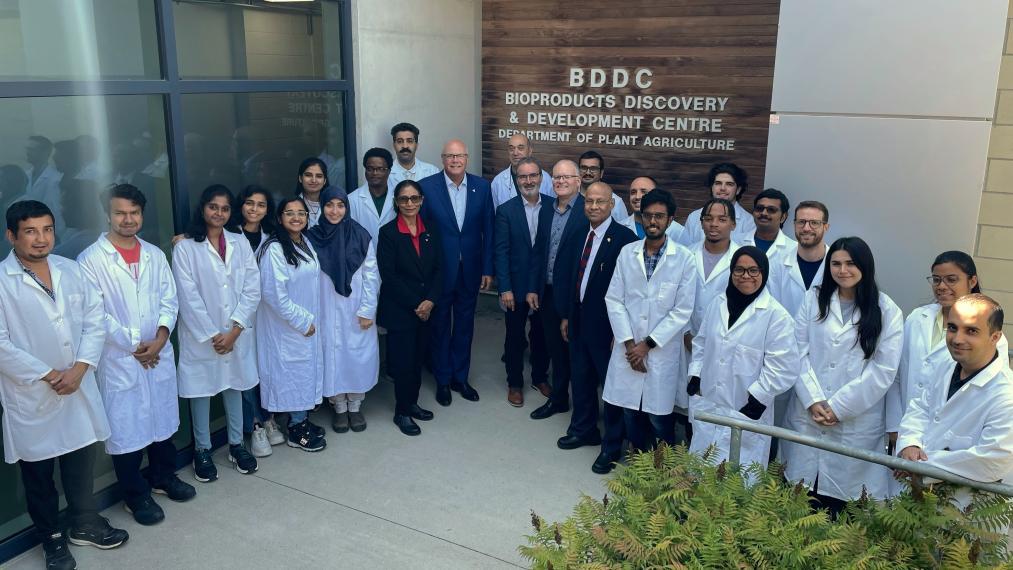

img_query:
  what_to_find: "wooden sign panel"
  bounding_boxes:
[481,0,779,222]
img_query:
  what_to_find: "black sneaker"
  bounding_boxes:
[228,444,259,474]
[68,517,129,549]
[286,420,326,452]
[123,495,165,526]
[306,418,325,437]
[151,475,196,502]
[192,448,217,483]
[41,532,76,570]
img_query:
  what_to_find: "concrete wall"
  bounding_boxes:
[350,0,481,188]
[978,3,1013,339]
[764,0,1009,314]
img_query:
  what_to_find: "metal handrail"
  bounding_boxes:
[689,409,1013,497]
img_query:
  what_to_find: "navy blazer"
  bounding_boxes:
[529,194,587,316]
[567,220,638,372]
[494,195,542,299]
[418,171,494,293]
[376,218,443,331]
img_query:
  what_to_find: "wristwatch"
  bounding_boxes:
[645,336,657,349]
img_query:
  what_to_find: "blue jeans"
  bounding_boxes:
[241,386,270,432]
[288,410,309,426]
[190,389,244,449]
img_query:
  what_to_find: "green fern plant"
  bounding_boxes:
[520,443,1013,569]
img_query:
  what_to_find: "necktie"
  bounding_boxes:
[575,230,595,301]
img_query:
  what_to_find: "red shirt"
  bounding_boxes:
[112,241,141,280]
[396,215,426,256]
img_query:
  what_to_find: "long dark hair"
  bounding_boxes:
[188,184,234,243]
[293,157,329,196]
[931,250,982,294]
[260,197,312,267]
[817,237,882,360]
[231,185,276,234]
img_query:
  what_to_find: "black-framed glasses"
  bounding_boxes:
[732,266,761,277]
[641,212,669,222]
[365,166,389,174]
[396,195,422,205]
[579,165,601,173]
[794,219,825,228]
[926,275,962,286]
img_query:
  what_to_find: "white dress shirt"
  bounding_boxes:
[445,173,468,230]
[389,158,439,185]
[523,195,542,246]
[578,217,613,302]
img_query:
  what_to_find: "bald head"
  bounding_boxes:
[507,134,532,167]
[441,139,468,182]
[585,181,614,227]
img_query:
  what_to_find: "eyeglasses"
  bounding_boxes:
[926,275,963,286]
[282,210,308,218]
[579,165,601,173]
[396,195,422,205]
[794,219,825,228]
[732,266,762,277]
[641,212,669,222]
[552,174,580,182]
[365,166,389,174]
[517,173,541,182]
[754,205,781,215]
[441,153,468,160]
[585,199,610,207]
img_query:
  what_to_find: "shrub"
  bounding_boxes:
[520,444,1013,569]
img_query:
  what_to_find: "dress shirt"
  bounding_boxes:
[389,158,439,185]
[546,199,574,285]
[579,217,613,302]
[444,173,468,230]
[523,195,542,246]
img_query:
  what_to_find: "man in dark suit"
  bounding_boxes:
[495,158,552,407]
[527,159,586,420]
[419,139,494,406]
[555,181,638,473]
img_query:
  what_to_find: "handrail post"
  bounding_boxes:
[728,426,742,468]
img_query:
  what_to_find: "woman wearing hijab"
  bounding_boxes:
[687,245,798,468]
[307,186,380,434]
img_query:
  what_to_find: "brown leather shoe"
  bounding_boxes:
[508,387,524,407]
[532,382,552,398]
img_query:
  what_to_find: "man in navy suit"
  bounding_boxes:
[527,160,586,421]
[555,182,638,473]
[419,139,494,406]
[495,158,552,407]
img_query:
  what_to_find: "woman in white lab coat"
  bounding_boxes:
[307,186,380,435]
[781,237,904,516]
[687,246,799,469]
[173,184,261,481]
[256,197,325,452]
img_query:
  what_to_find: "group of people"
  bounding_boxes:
[1,120,1011,570]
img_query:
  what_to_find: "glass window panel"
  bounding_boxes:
[0,0,161,80]
[174,0,342,80]
[0,94,180,541]
[180,91,347,209]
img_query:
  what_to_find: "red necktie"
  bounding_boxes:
[575,230,595,301]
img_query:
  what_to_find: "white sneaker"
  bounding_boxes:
[264,419,285,446]
[251,426,272,457]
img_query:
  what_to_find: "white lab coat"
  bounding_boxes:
[0,253,110,463]
[688,240,739,335]
[676,202,756,248]
[77,235,179,455]
[896,356,1013,488]
[687,290,799,468]
[767,245,828,318]
[781,289,904,501]
[347,181,397,243]
[320,241,380,396]
[618,214,685,244]
[740,230,798,268]
[172,232,261,398]
[256,241,323,412]
[491,166,555,210]
[886,303,1010,433]
[603,239,696,413]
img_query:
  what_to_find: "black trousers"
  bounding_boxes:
[18,445,101,537]
[566,308,624,457]
[538,285,571,409]
[623,409,676,452]
[387,324,429,415]
[503,299,549,388]
[111,438,178,501]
